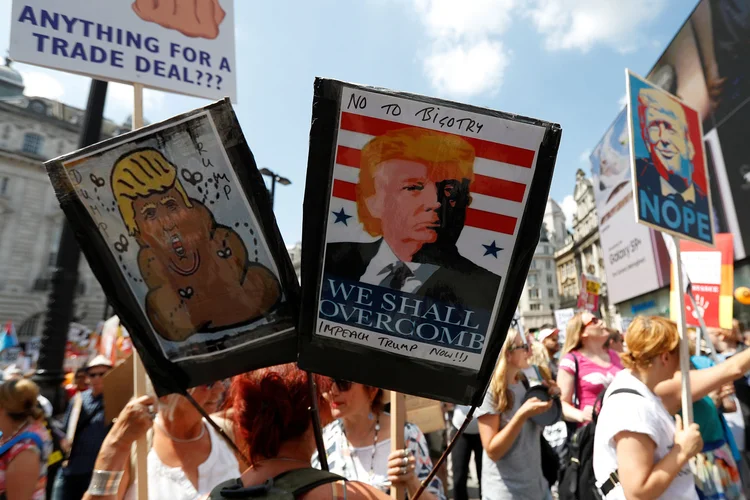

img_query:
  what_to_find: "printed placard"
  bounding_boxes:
[46,100,299,394]
[299,79,561,404]
[626,70,715,246]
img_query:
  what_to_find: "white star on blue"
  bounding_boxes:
[332,207,352,226]
[482,240,502,258]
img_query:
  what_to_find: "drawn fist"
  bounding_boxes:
[132,0,226,39]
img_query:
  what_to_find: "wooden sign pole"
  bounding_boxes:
[673,237,694,425]
[390,392,406,499]
[132,84,149,500]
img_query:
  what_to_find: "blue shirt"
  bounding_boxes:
[63,389,108,476]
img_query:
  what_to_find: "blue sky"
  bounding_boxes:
[0,0,697,246]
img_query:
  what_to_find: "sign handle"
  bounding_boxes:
[307,372,329,471]
[390,392,406,499]
[133,352,149,500]
[674,238,694,425]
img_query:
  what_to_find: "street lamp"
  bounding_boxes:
[259,168,291,207]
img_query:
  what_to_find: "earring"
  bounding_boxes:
[368,412,374,420]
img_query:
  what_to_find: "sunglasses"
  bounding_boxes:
[87,371,108,378]
[583,315,600,328]
[333,379,353,391]
[508,344,531,353]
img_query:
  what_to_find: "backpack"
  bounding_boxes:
[558,388,642,500]
[209,468,344,499]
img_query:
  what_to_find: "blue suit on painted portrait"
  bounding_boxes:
[632,83,712,243]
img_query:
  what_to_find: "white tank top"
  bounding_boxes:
[125,420,240,500]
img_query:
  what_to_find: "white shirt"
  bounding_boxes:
[358,240,438,293]
[452,405,479,434]
[593,370,697,500]
[124,420,239,500]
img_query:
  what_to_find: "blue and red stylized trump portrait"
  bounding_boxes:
[627,70,714,245]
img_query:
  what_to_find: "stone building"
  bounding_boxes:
[554,169,612,322]
[517,200,564,331]
[0,61,126,340]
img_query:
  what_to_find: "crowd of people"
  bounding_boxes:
[2,314,750,499]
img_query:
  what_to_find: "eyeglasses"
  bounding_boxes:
[508,344,531,353]
[333,379,353,391]
[87,371,108,378]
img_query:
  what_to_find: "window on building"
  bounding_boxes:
[548,288,554,298]
[530,260,537,269]
[546,260,552,270]
[546,274,553,285]
[528,274,538,285]
[529,288,539,299]
[2,125,9,140]
[530,304,541,311]
[48,223,62,268]
[0,177,7,196]
[22,133,44,155]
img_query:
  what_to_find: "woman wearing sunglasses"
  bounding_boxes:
[557,312,623,426]
[82,381,240,500]
[313,379,445,500]
[477,328,560,500]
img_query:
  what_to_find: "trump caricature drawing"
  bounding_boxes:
[111,147,281,342]
[325,128,501,313]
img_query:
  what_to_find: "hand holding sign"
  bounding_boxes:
[132,0,226,39]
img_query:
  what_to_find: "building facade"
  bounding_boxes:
[0,62,126,340]
[517,200,564,331]
[554,169,613,323]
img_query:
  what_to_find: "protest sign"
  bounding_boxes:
[670,233,734,329]
[553,308,575,333]
[9,0,236,101]
[576,273,601,313]
[626,70,714,246]
[45,99,299,394]
[298,79,562,405]
[589,110,670,304]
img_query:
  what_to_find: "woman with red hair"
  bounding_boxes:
[209,364,389,499]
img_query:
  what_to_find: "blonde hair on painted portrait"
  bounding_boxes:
[111,148,193,236]
[356,128,476,236]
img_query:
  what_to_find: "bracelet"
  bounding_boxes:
[87,470,124,496]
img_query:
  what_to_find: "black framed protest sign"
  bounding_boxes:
[298,79,562,405]
[46,99,299,395]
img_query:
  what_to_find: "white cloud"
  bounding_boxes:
[561,194,577,227]
[424,40,509,97]
[19,71,65,101]
[579,148,591,164]
[618,92,628,109]
[527,0,668,53]
[412,0,514,97]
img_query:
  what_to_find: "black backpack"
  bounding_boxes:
[558,388,642,500]
[209,468,344,499]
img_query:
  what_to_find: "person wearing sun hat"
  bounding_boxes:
[537,326,561,380]
[52,355,113,500]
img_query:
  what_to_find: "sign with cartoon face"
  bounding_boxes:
[298,79,562,405]
[626,70,715,246]
[46,100,299,394]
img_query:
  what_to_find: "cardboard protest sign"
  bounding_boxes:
[626,70,714,246]
[10,0,236,101]
[298,79,562,405]
[576,274,601,313]
[45,99,299,394]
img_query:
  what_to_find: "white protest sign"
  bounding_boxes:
[10,0,236,102]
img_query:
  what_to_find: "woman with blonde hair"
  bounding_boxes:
[0,379,51,500]
[477,329,559,499]
[557,312,622,425]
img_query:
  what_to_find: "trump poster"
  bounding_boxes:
[626,70,715,246]
[298,79,562,405]
[45,100,299,394]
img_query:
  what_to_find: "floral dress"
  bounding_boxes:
[312,417,446,499]
[0,421,51,500]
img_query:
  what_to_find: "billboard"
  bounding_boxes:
[592,0,750,304]
[9,0,237,102]
[589,110,670,304]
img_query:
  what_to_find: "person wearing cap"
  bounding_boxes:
[537,326,561,380]
[53,355,112,500]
